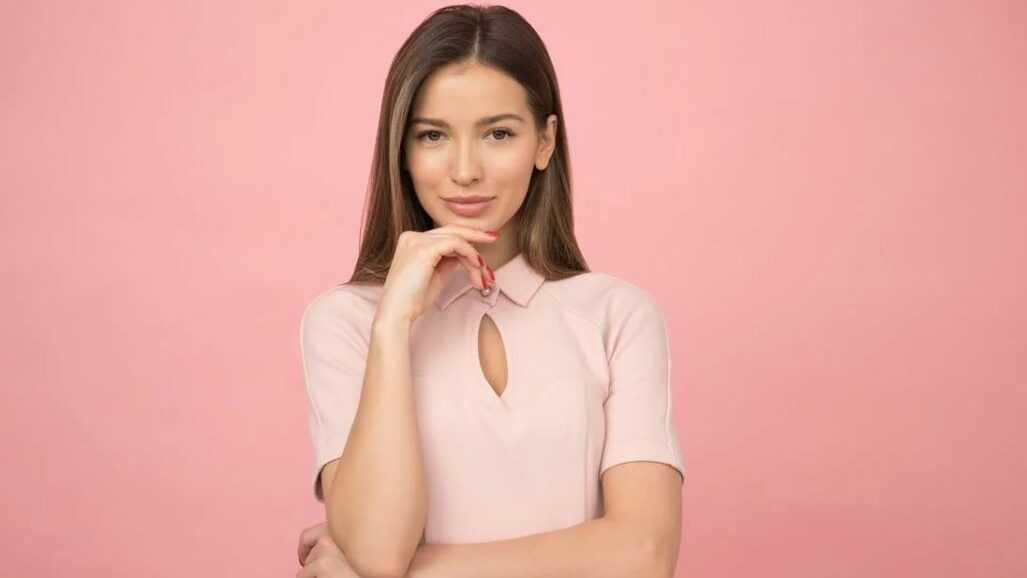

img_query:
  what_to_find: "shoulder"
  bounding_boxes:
[300,283,382,343]
[540,270,664,325]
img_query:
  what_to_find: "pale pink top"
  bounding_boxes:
[300,251,686,544]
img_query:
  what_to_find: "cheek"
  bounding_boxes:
[406,149,448,184]
[487,146,536,182]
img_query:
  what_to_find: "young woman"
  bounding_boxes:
[296,5,685,577]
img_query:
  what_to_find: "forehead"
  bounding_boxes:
[410,62,529,119]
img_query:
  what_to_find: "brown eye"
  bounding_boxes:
[417,130,443,142]
[490,129,514,141]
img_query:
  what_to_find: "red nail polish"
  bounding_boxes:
[477,255,484,267]
[480,271,488,289]
[487,265,495,281]
[484,230,500,237]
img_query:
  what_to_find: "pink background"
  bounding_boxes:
[2,1,1025,576]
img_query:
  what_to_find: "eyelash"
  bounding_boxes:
[414,128,516,143]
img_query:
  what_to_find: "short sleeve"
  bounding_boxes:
[599,288,686,482]
[299,287,371,503]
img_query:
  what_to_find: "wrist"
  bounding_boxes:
[371,312,412,336]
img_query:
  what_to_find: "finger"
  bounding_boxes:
[304,539,323,566]
[297,523,327,566]
[427,223,500,245]
[423,224,498,267]
[432,235,490,290]
[419,234,485,287]
[431,244,481,278]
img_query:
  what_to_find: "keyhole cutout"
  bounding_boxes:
[477,314,508,398]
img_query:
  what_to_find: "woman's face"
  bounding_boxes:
[403,61,557,233]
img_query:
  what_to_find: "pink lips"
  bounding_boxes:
[443,196,495,217]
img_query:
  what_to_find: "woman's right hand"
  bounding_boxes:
[376,225,500,325]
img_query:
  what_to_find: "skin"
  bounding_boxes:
[299,60,682,577]
[403,59,558,272]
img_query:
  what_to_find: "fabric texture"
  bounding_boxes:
[299,251,685,543]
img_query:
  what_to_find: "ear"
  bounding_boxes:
[534,114,558,171]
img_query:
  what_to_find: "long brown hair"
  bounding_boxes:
[346,3,588,286]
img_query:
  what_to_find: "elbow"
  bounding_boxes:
[346,556,409,578]
[331,536,411,578]
[325,504,417,578]
[638,539,678,578]
[333,532,412,578]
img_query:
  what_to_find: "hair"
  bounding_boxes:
[345,3,588,286]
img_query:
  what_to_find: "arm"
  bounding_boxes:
[321,315,427,578]
[405,462,682,578]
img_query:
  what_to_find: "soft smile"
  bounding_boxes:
[443,196,495,217]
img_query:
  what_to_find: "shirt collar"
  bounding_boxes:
[435,251,545,310]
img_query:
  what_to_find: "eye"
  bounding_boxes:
[489,128,515,141]
[415,130,443,143]
[413,128,516,144]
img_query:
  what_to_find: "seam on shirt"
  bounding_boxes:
[548,278,680,477]
[582,362,591,520]
[536,284,606,355]
[538,282,610,518]
[662,308,676,469]
[540,275,661,367]
[542,278,681,485]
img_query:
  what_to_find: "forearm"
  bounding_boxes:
[404,515,662,578]
[328,315,427,576]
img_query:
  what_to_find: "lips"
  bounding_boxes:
[443,195,494,203]
[443,196,495,217]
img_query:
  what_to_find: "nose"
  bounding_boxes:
[449,137,482,186]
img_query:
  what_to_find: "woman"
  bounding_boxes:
[296,4,685,577]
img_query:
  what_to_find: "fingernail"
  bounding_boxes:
[484,230,500,237]
[477,255,484,267]
[480,271,489,289]
[487,265,495,281]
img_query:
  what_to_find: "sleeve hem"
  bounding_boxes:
[311,435,347,503]
[600,438,686,482]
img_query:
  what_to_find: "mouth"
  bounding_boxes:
[442,195,495,203]
[442,196,495,217]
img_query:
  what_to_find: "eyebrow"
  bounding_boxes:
[408,113,526,128]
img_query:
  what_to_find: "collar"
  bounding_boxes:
[435,251,545,310]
